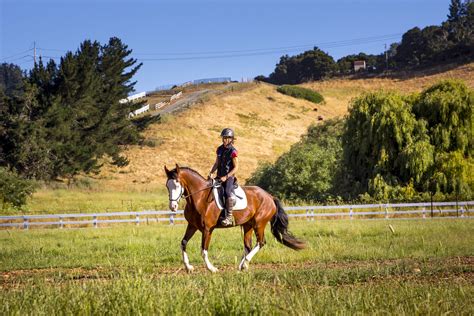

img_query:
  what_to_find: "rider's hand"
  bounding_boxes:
[220,176,227,182]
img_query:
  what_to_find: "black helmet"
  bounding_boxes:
[220,128,234,138]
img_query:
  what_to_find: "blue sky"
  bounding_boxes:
[1,0,449,92]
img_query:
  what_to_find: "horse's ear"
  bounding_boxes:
[164,165,170,176]
[175,163,180,174]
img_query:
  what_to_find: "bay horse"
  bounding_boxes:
[165,164,305,272]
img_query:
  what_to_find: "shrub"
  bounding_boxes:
[0,167,36,210]
[247,119,343,202]
[276,85,324,104]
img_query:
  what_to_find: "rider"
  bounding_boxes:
[208,128,239,227]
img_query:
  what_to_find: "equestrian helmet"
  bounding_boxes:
[220,128,234,138]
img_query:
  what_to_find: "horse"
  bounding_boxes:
[164,164,305,272]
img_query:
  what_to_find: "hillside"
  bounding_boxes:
[97,62,474,191]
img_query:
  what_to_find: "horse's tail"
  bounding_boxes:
[270,198,306,250]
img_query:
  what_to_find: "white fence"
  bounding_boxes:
[128,104,150,117]
[0,201,472,230]
[170,91,182,101]
[119,92,146,104]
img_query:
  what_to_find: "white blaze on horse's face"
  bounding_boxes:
[166,179,182,212]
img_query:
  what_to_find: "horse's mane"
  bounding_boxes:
[175,166,206,180]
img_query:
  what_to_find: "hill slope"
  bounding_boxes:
[99,62,474,191]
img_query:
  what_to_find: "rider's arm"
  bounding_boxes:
[225,157,239,179]
[209,156,218,177]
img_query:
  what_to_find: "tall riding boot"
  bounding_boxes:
[221,197,235,227]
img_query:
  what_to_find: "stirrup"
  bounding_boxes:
[221,215,235,227]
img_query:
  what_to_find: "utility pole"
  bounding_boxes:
[33,41,37,65]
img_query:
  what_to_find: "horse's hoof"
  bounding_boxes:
[209,267,219,273]
[239,260,249,271]
[185,265,194,273]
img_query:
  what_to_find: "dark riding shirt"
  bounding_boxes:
[216,144,238,177]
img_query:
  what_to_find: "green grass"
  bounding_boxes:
[1,219,473,314]
[277,85,324,104]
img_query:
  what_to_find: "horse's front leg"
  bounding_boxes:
[181,223,198,272]
[201,227,218,273]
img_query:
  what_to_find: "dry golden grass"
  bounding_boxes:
[100,82,330,189]
[302,62,474,115]
[98,62,474,191]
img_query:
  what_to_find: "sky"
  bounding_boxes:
[1,0,450,93]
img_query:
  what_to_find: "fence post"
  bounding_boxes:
[306,209,309,222]
[349,207,353,220]
[60,216,64,229]
[311,209,315,221]
[23,216,29,230]
[135,213,140,226]
[422,207,426,219]
[460,206,465,218]
[385,204,389,219]
[170,213,175,225]
[93,215,97,228]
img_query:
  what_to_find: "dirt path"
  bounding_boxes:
[2,256,472,284]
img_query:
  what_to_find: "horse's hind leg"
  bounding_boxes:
[238,223,253,271]
[239,223,267,270]
[181,223,197,272]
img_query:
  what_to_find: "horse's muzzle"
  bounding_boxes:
[169,201,178,212]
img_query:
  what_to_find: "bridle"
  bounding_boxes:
[167,178,220,203]
[168,184,184,202]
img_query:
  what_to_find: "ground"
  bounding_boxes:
[1,219,473,314]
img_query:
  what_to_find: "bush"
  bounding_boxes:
[0,167,36,210]
[276,85,324,104]
[247,119,343,202]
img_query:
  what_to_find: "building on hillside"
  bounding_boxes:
[353,60,366,72]
[193,77,231,84]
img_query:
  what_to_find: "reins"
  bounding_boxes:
[182,179,220,199]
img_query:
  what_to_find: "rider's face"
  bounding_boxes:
[222,137,232,146]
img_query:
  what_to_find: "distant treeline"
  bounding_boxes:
[256,0,474,85]
[0,37,154,209]
[248,80,473,203]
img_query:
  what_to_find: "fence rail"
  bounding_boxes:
[0,201,472,230]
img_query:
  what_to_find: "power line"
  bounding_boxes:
[7,32,402,65]
[0,48,33,62]
[137,35,401,61]
[33,33,401,57]
[132,33,402,56]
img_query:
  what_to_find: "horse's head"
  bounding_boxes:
[164,164,183,212]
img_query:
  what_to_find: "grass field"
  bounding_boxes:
[1,219,473,314]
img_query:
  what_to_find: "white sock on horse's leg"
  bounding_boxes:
[201,249,218,273]
[181,245,194,272]
[239,244,261,270]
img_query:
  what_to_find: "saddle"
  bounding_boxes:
[212,178,248,211]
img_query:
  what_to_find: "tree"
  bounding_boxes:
[395,27,425,67]
[0,63,24,98]
[342,92,434,197]
[268,48,335,84]
[413,80,473,154]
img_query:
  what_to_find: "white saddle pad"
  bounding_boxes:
[213,185,248,211]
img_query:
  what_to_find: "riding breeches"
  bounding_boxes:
[223,176,235,199]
